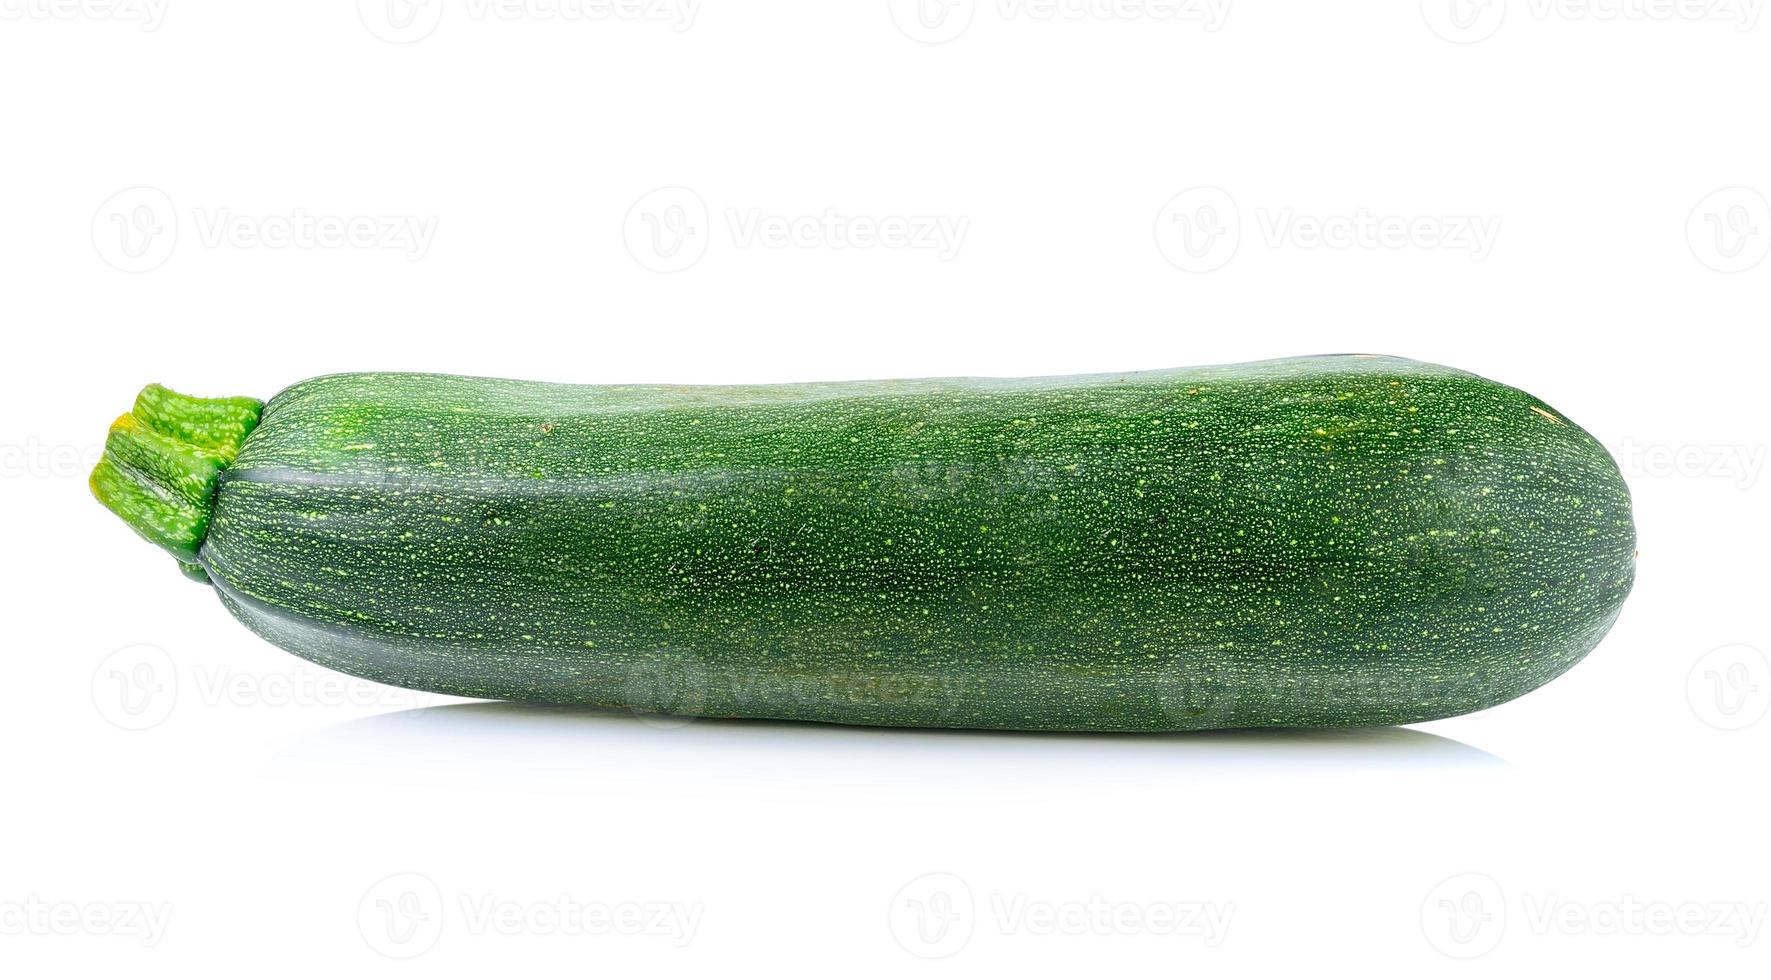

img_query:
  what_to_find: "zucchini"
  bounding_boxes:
[91,355,1635,731]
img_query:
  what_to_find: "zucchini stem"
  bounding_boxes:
[90,385,263,579]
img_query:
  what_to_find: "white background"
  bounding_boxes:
[2,1,1767,975]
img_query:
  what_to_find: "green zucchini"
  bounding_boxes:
[91,355,1635,731]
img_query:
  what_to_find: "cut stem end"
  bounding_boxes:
[91,385,264,580]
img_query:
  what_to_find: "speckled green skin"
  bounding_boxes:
[191,356,1633,730]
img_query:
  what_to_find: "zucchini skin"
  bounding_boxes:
[195,356,1635,731]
